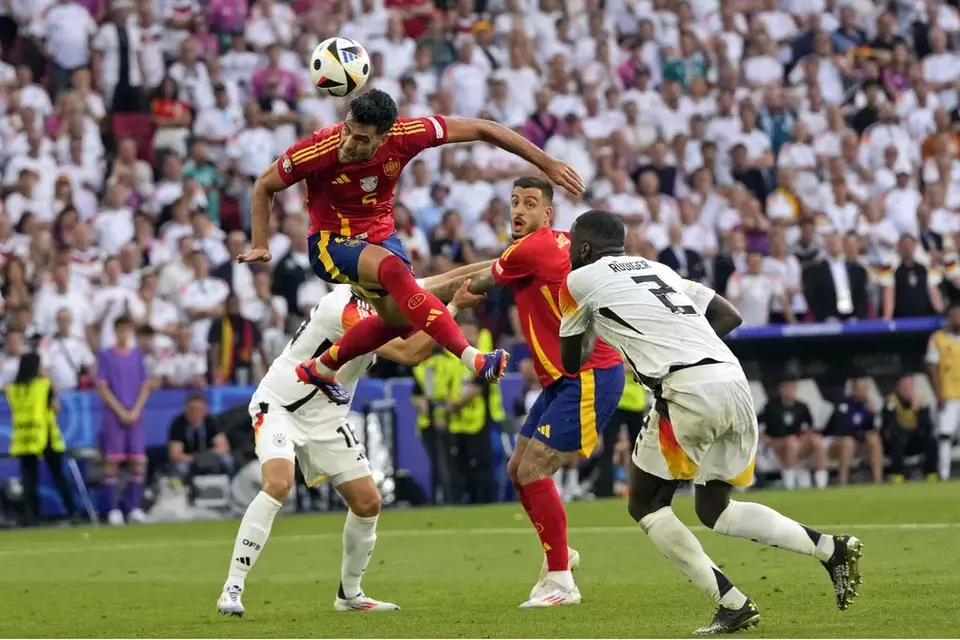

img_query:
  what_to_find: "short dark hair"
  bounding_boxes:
[186,393,207,405]
[14,352,41,385]
[136,324,156,337]
[512,176,554,204]
[573,209,625,247]
[348,89,398,135]
[114,314,134,329]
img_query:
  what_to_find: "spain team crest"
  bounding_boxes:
[383,158,400,177]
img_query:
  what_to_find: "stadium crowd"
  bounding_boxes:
[0,0,959,517]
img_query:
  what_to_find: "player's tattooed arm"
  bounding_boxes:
[704,294,743,338]
[421,261,498,303]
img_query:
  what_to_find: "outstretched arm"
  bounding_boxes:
[421,259,497,297]
[445,117,585,196]
[239,163,288,262]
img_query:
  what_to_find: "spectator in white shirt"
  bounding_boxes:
[157,323,207,389]
[37,308,96,392]
[93,183,135,257]
[727,250,794,325]
[190,209,229,267]
[158,235,196,299]
[193,84,243,165]
[179,250,230,352]
[0,327,26,389]
[33,262,90,340]
[441,37,489,118]
[88,256,140,350]
[42,0,98,100]
[93,0,144,111]
[242,270,288,362]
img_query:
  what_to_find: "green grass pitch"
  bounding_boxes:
[1,482,958,638]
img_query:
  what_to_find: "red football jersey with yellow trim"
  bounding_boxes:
[277,116,448,243]
[492,226,621,388]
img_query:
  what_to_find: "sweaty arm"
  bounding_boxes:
[683,279,742,338]
[422,259,498,301]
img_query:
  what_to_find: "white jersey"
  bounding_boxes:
[252,285,375,419]
[559,256,739,384]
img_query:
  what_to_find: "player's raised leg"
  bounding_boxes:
[218,456,288,617]
[695,480,862,612]
[626,463,760,635]
[299,241,508,404]
[332,474,398,612]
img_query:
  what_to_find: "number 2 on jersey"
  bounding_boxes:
[632,275,698,315]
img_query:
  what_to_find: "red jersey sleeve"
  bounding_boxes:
[277,126,341,186]
[385,116,448,159]
[492,233,540,285]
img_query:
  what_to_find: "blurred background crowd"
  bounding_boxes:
[0,0,958,524]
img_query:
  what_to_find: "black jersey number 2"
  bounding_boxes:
[632,275,698,315]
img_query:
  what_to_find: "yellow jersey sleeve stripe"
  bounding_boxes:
[291,135,340,164]
[388,126,427,137]
[540,285,562,320]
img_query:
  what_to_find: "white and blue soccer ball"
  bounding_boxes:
[309,36,371,98]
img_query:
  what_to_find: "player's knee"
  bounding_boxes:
[262,474,293,502]
[350,491,382,518]
[627,490,671,523]
[516,457,552,485]
[694,486,730,529]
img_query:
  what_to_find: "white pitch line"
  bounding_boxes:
[0,522,955,559]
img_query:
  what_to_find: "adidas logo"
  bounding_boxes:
[332,174,351,184]
[236,556,251,566]
[425,308,443,328]
[538,424,551,438]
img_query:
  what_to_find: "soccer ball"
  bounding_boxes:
[309,37,371,98]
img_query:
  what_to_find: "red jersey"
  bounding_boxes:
[491,227,622,388]
[277,115,448,243]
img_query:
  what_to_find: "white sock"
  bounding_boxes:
[713,500,834,562]
[552,469,564,496]
[639,507,747,610]
[225,491,282,588]
[814,469,828,489]
[340,510,378,599]
[546,569,575,591]
[938,440,952,481]
[460,346,483,372]
[781,467,797,490]
[315,359,337,378]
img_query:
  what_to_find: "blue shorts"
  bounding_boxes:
[308,230,413,297]
[519,364,625,457]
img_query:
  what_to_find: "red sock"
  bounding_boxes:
[378,255,469,357]
[515,483,534,519]
[319,314,408,371]
[521,478,569,571]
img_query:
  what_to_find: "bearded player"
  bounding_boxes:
[217,260,495,617]
[558,210,863,634]
[489,177,625,608]
[237,89,584,406]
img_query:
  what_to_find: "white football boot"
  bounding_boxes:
[107,509,125,526]
[127,508,149,524]
[217,584,245,617]
[530,547,580,598]
[334,593,400,612]
[520,577,582,608]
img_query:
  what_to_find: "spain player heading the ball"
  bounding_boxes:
[237,89,584,405]
[493,177,624,608]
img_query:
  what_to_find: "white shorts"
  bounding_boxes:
[251,400,371,488]
[632,362,758,488]
[938,399,960,439]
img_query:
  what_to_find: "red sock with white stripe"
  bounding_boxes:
[521,478,573,588]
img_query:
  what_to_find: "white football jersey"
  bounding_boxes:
[252,285,375,419]
[559,256,738,383]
